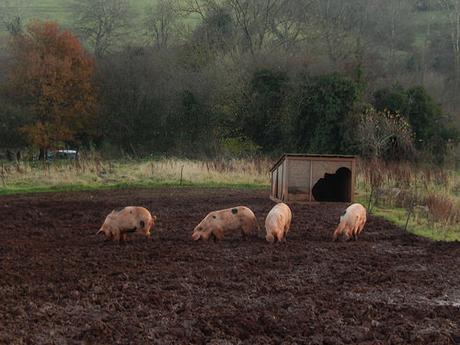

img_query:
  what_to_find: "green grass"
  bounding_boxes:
[1,0,159,24]
[1,2,449,43]
[0,0,198,49]
[374,207,460,242]
[0,180,268,196]
[0,0,197,33]
[412,8,449,26]
[356,195,460,242]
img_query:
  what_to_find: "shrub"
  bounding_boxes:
[292,73,361,154]
[373,85,459,161]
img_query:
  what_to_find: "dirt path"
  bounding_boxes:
[0,188,459,344]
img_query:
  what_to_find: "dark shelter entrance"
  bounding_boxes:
[311,167,351,202]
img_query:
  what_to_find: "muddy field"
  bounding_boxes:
[0,188,459,345]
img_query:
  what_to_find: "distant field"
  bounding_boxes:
[412,8,450,48]
[0,0,195,48]
[0,1,451,56]
[1,0,158,28]
[0,1,450,36]
[0,0,181,51]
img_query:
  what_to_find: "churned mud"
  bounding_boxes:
[0,188,459,344]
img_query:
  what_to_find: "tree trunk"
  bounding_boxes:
[6,150,14,161]
[39,148,47,161]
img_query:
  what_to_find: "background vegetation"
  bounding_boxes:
[0,0,459,162]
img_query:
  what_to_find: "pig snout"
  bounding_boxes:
[192,223,205,240]
[266,233,275,243]
[192,231,201,241]
[96,227,108,236]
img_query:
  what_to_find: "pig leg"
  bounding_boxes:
[278,229,286,242]
[241,222,255,238]
[241,224,256,239]
[201,231,212,241]
[213,228,224,241]
[148,218,155,235]
[210,233,217,242]
[275,229,284,242]
[143,227,152,241]
[357,219,365,236]
[207,229,222,242]
[332,222,345,241]
[283,220,291,241]
[344,226,353,241]
[285,220,291,233]
[353,219,364,240]
[104,232,113,242]
[350,225,358,241]
[113,229,121,242]
[145,219,154,238]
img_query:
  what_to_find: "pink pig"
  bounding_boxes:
[97,206,156,242]
[332,203,367,241]
[265,203,292,243]
[192,206,259,241]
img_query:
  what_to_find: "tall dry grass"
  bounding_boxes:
[0,157,272,191]
[357,159,460,234]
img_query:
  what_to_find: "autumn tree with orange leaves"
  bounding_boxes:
[7,21,97,159]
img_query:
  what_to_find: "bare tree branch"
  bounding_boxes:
[71,0,133,57]
[144,0,178,49]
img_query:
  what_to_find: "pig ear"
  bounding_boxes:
[153,215,157,221]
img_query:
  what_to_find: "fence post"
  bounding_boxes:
[0,163,6,187]
[404,205,413,232]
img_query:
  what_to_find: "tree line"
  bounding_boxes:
[0,0,458,163]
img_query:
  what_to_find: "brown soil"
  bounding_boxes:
[0,188,459,345]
